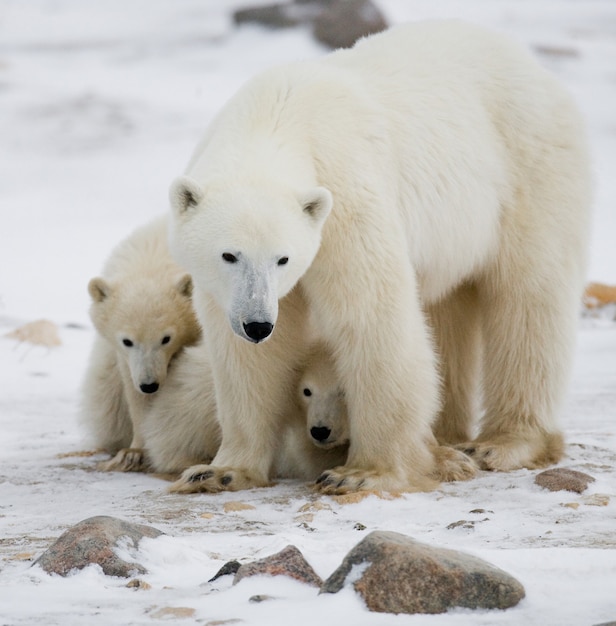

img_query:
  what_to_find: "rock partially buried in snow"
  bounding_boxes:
[34,515,163,577]
[321,530,525,614]
[535,467,595,493]
[233,545,322,587]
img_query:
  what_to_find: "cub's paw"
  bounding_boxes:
[98,448,146,472]
[168,465,269,494]
[432,446,477,482]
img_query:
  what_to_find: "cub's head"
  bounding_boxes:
[299,345,350,450]
[169,175,332,343]
[88,273,200,395]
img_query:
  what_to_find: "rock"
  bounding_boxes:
[321,530,525,614]
[313,0,388,49]
[34,515,163,577]
[233,545,322,587]
[233,1,324,29]
[535,468,595,493]
[209,559,242,582]
[232,0,388,50]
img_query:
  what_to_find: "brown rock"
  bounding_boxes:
[321,530,525,614]
[233,545,322,587]
[34,515,163,577]
[535,468,595,493]
[313,0,388,49]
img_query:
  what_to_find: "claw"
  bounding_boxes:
[190,470,214,483]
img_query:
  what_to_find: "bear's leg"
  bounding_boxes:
[428,283,482,446]
[98,381,150,472]
[304,229,446,494]
[80,337,132,455]
[461,258,581,471]
[169,294,309,494]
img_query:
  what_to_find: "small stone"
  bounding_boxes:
[209,560,242,582]
[223,501,256,513]
[149,606,196,619]
[126,578,151,590]
[234,545,322,587]
[249,594,276,603]
[33,515,163,577]
[354,522,367,531]
[535,468,595,493]
[321,530,525,614]
[583,493,610,507]
[561,502,580,510]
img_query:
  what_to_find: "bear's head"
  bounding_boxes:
[88,273,200,395]
[168,175,332,344]
[299,345,350,450]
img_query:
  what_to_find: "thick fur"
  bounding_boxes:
[168,20,590,494]
[80,216,201,471]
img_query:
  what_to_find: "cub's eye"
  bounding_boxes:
[303,388,312,397]
[222,253,238,264]
[278,256,289,266]
[161,336,171,345]
[122,339,133,347]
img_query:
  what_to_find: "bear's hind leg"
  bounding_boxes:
[428,283,482,446]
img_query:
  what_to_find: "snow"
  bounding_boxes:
[0,1,615,624]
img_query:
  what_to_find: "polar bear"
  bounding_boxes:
[168,20,590,495]
[80,216,202,471]
[298,342,349,451]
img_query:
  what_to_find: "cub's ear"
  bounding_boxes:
[169,176,204,215]
[175,273,193,298]
[301,187,333,226]
[88,277,111,303]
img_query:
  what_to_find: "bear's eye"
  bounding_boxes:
[122,339,133,347]
[161,335,171,345]
[222,252,238,264]
[278,256,289,266]
[303,388,312,397]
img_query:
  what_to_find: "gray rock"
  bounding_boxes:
[535,467,595,493]
[233,0,387,50]
[34,515,163,577]
[234,545,322,587]
[321,530,525,614]
[313,0,388,49]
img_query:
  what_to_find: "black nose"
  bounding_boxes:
[310,426,332,442]
[140,382,159,394]
[243,321,273,342]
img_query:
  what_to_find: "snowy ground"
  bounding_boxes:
[1,1,615,625]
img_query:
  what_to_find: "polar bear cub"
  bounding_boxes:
[168,20,590,495]
[80,216,201,471]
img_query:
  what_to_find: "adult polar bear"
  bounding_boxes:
[169,20,590,494]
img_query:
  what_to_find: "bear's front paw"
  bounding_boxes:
[432,446,477,482]
[314,467,388,495]
[98,448,147,472]
[168,464,270,494]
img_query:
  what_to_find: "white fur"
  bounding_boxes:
[168,20,591,494]
[80,216,201,471]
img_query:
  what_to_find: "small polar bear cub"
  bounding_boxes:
[298,344,349,450]
[80,216,201,471]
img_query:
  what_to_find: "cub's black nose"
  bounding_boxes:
[310,426,332,442]
[140,382,159,394]
[243,321,273,342]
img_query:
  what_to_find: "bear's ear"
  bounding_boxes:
[301,187,333,227]
[169,176,204,215]
[175,273,193,298]
[88,277,111,303]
